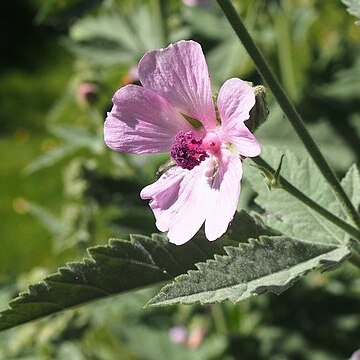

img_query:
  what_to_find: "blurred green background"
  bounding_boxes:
[0,0,359,359]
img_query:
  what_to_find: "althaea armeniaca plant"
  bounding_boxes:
[104,40,260,245]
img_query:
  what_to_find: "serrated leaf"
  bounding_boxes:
[148,236,350,307]
[0,211,276,331]
[244,147,359,245]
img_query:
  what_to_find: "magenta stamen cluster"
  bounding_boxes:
[170,131,208,170]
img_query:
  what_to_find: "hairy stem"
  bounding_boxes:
[216,0,360,229]
[251,156,360,242]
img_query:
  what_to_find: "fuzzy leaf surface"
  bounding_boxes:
[245,147,360,245]
[0,211,276,331]
[148,236,350,306]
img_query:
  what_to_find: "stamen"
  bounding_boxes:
[170,131,208,170]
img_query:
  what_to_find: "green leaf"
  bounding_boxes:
[319,58,360,101]
[67,14,141,65]
[341,164,360,213]
[148,236,350,307]
[24,144,78,174]
[184,7,230,40]
[0,211,276,332]
[244,147,358,245]
[25,125,103,173]
[67,5,168,66]
[70,14,140,53]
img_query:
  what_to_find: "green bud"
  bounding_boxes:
[245,85,269,133]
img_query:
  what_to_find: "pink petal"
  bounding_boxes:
[104,85,193,154]
[217,78,255,130]
[140,166,187,233]
[141,160,214,245]
[217,78,260,157]
[205,150,242,241]
[138,40,216,130]
[226,124,261,157]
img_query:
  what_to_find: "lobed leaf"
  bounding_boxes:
[0,211,276,332]
[148,236,350,307]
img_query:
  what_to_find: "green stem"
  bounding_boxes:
[216,0,360,229]
[251,156,360,242]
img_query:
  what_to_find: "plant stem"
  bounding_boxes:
[216,0,360,229]
[251,156,360,242]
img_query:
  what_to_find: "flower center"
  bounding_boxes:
[170,131,209,170]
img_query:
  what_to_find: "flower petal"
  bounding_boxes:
[217,78,255,130]
[138,40,216,130]
[205,150,242,241]
[217,78,260,157]
[140,166,187,233]
[141,160,214,245]
[104,84,193,154]
[227,124,261,157]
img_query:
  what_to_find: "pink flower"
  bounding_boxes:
[169,326,188,344]
[104,40,260,245]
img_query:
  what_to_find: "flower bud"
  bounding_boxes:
[245,85,269,133]
[76,82,98,105]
